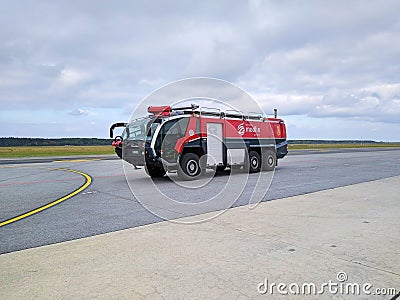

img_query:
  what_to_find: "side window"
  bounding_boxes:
[154,119,178,151]
[163,119,178,135]
[154,118,189,156]
[166,117,189,138]
[147,122,159,140]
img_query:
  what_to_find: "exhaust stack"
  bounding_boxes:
[274,108,278,118]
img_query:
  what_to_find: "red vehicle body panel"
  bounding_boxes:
[173,115,287,155]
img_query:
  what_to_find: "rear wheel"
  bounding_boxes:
[262,149,276,171]
[248,151,261,173]
[177,153,204,180]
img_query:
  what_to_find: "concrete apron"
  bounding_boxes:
[1,176,399,299]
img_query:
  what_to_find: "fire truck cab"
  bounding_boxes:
[110,104,287,180]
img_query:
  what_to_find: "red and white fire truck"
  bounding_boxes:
[110,104,287,180]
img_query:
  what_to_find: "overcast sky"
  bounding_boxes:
[1,0,399,141]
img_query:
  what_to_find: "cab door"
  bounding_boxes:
[206,122,224,166]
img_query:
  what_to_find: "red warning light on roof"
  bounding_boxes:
[148,106,171,116]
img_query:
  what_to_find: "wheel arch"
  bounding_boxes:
[181,145,204,159]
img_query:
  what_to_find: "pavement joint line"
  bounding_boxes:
[178,175,400,278]
[230,223,400,277]
[390,292,400,300]
[53,158,101,163]
[349,260,400,277]
[0,166,92,227]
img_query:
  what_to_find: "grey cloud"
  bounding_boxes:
[0,0,399,139]
[256,83,400,124]
[312,84,400,123]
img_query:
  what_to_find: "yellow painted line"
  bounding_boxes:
[53,158,101,163]
[0,168,92,227]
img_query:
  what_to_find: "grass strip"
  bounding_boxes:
[288,143,400,150]
[1,144,399,158]
[0,146,115,158]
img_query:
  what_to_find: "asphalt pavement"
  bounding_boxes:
[1,148,400,254]
[1,175,399,299]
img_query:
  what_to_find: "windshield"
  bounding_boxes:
[122,117,160,142]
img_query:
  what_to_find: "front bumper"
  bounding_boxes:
[276,141,288,159]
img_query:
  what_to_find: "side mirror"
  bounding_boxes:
[109,122,128,138]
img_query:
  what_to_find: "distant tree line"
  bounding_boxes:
[287,140,380,144]
[0,137,112,147]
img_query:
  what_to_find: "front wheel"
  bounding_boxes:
[145,165,166,178]
[216,165,226,172]
[177,153,204,180]
[115,147,122,159]
[262,149,276,171]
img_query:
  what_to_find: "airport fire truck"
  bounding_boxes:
[110,104,287,180]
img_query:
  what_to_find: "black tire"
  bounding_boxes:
[262,149,276,171]
[248,151,261,173]
[145,165,166,178]
[115,147,122,159]
[177,153,203,180]
[216,165,226,172]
